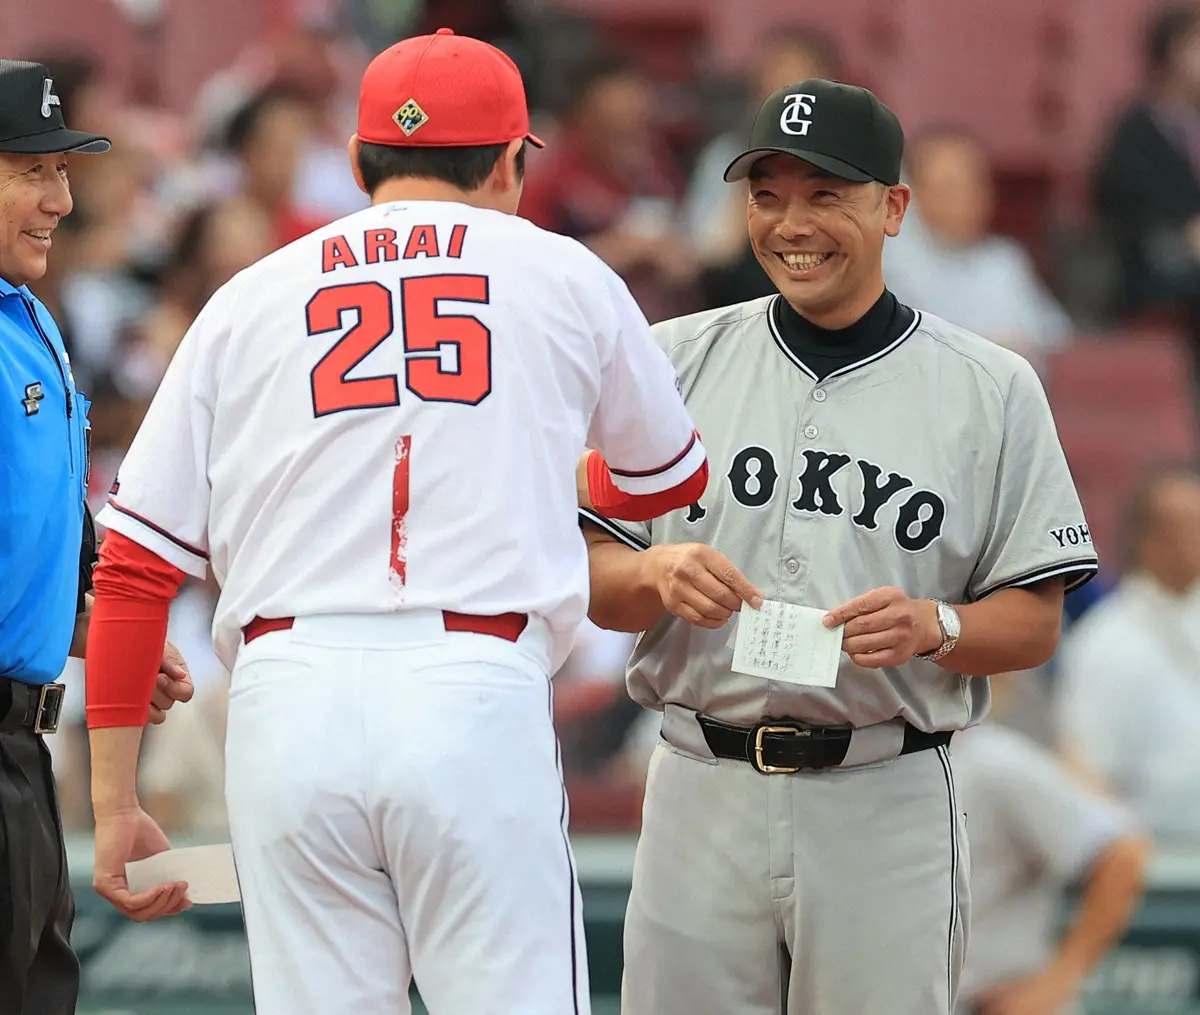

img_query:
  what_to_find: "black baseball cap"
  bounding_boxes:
[0,59,110,155]
[723,79,902,186]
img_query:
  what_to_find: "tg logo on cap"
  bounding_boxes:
[779,93,817,137]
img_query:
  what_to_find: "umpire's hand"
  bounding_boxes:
[646,543,763,628]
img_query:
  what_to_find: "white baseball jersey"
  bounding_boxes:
[97,200,704,673]
[582,295,1098,732]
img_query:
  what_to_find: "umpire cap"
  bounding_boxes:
[0,60,110,155]
[724,78,902,186]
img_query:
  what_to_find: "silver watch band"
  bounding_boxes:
[916,600,957,662]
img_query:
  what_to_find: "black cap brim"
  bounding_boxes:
[0,127,110,155]
[723,146,875,184]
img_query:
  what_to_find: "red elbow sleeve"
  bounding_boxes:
[85,531,188,729]
[587,451,709,522]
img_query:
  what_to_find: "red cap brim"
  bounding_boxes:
[526,132,545,149]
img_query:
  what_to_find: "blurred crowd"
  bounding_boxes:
[25,0,1200,901]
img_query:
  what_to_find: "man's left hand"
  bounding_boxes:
[824,587,940,668]
[147,641,194,725]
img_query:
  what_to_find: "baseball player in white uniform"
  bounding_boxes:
[580,79,1099,1015]
[82,30,708,1015]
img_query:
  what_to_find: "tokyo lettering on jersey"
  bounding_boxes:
[582,293,1098,732]
[98,201,704,673]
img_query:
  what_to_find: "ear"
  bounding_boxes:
[493,137,526,194]
[347,134,368,196]
[883,183,912,238]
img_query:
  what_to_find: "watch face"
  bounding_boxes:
[939,602,962,639]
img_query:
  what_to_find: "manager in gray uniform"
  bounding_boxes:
[580,78,1098,1015]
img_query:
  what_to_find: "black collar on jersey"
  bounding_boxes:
[769,289,918,381]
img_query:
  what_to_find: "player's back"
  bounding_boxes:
[202,201,621,658]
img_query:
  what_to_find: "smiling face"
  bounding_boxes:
[746,154,910,327]
[0,152,72,289]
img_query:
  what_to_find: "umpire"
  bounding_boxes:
[0,60,190,1014]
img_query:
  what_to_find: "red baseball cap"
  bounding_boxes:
[357,28,544,149]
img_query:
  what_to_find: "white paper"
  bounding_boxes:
[731,600,843,687]
[125,843,240,905]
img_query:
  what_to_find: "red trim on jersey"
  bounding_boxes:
[107,500,210,560]
[587,449,709,522]
[391,435,411,588]
[85,532,188,729]
[607,431,698,478]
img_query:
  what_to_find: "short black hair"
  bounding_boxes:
[355,140,525,194]
[1146,3,1200,77]
[167,201,219,278]
[225,85,306,154]
[563,52,642,118]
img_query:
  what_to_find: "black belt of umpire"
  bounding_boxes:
[697,715,953,774]
[0,677,66,735]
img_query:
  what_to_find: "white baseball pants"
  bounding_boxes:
[223,611,590,1015]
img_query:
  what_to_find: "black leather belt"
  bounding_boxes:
[698,715,953,774]
[0,678,66,735]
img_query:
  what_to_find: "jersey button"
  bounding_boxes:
[812,388,827,402]
[804,425,819,439]
[785,558,800,574]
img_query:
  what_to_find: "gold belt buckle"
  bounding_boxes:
[752,724,807,774]
[34,683,65,735]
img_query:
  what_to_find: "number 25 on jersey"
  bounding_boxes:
[305,274,493,416]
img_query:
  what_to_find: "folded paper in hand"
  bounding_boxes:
[731,599,843,688]
[125,843,240,905]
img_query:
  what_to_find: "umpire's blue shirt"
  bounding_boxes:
[0,275,89,684]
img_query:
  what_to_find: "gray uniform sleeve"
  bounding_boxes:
[968,357,1098,600]
[982,728,1137,882]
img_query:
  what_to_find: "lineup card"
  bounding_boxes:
[731,599,844,687]
[126,844,241,905]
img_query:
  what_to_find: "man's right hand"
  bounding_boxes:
[641,543,762,628]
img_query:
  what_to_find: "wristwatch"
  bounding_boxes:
[916,600,961,663]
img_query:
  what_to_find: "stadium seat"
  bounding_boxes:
[873,0,1059,169]
[1047,328,1197,411]
[1045,328,1200,560]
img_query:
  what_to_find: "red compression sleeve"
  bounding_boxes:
[586,448,709,522]
[85,531,188,729]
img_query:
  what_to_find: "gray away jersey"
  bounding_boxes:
[581,294,1098,732]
